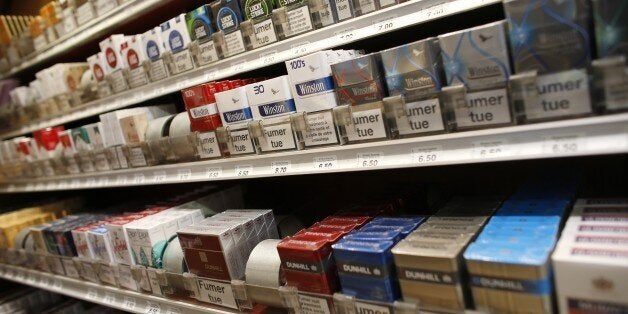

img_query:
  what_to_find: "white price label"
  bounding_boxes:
[27,273,37,283]
[123,297,136,310]
[204,69,218,81]
[103,293,116,305]
[40,276,51,287]
[166,307,182,314]
[260,51,278,65]
[473,140,510,159]
[153,171,167,183]
[57,181,69,189]
[15,271,24,281]
[206,167,222,179]
[372,17,396,32]
[85,177,96,186]
[357,152,384,168]
[411,146,442,164]
[291,42,310,56]
[313,156,338,170]
[335,28,356,42]
[70,179,81,188]
[424,3,447,19]
[146,301,161,314]
[98,177,109,186]
[133,173,146,184]
[133,91,145,102]
[231,61,247,73]
[116,175,127,185]
[53,279,63,290]
[543,134,583,155]
[86,288,98,300]
[46,181,57,190]
[177,169,192,180]
[236,165,253,177]
[271,161,291,174]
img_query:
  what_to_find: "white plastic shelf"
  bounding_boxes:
[2,113,627,193]
[0,0,500,140]
[0,263,238,314]
[0,0,176,79]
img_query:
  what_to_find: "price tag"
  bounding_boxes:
[473,140,510,159]
[86,288,98,300]
[231,61,247,73]
[98,177,109,186]
[204,69,218,81]
[133,91,145,102]
[313,155,338,170]
[543,134,583,155]
[70,179,81,188]
[15,270,24,281]
[53,279,63,290]
[57,181,69,189]
[103,292,116,305]
[206,167,222,179]
[165,307,182,314]
[424,3,448,19]
[153,171,167,183]
[357,152,384,168]
[271,161,291,174]
[40,276,51,287]
[116,175,128,185]
[291,42,310,56]
[123,297,136,311]
[46,181,57,190]
[235,165,253,177]
[133,173,146,184]
[5,268,14,278]
[27,273,37,284]
[145,301,161,314]
[86,177,97,186]
[260,50,278,65]
[335,28,356,42]
[411,146,442,164]
[372,17,396,33]
[177,169,192,180]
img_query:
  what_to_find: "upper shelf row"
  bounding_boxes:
[0,0,499,140]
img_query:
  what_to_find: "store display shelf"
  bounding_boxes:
[0,263,239,314]
[0,0,499,140]
[1,0,176,79]
[1,113,627,192]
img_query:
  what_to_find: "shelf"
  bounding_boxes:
[1,113,627,192]
[0,0,499,140]
[0,0,176,79]
[0,263,239,314]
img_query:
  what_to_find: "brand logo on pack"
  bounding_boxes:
[146,40,160,61]
[169,30,184,52]
[93,64,105,81]
[258,99,296,117]
[192,19,211,40]
[337,262,389,278]
[127,49,140,68]
[471,276,550,294]
[309,65,319,72]
[217,7,239,32]
[271,88,279,95]
[398,267,458,285]
[105,47,117,68]
[223,108,253,123]
[592,277,614,291]
[283,261,323,273]
[295,76,334,96]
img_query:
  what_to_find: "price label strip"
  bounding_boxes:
[357,152,384,168]
[206,167,222,179]
[411,145,442,164]
[542,134,584,155]
[177,169,192,181]
[153,171,167,183]
[313,155,338,171]
[271,161,291,174]
[235,165,253,177]
[472,140,511,159]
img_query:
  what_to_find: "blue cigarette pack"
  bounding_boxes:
[333,239,400,302]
